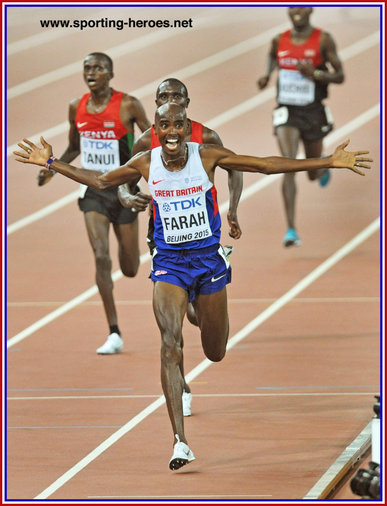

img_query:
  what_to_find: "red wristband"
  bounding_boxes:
[45,156,57,169]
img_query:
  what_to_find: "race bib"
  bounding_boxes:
[273,106,289,127]
[324,105,334,125]
[159,193,212,244]
[278,69,315,106]
[81,137,120,171]
[79,184,88,198]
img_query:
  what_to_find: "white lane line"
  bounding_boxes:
[8,392,377,401]
[339,30,380,59]
[186,219,380,381]
[7,8,108,54]
[7,106,380,347]
[33,218,379,500]
[7,120,69,158]
[6,296,380,307]
[6,29,378,156]
[325,104,380,145]
[7,28,380,156]
[6,252,149,349]
[6,89,278,236]
[34,395,166,499]
[7,20,287,101]
[6,190,252,348]
[6,101,380,236]
[6,6,143,55]
[7,190,80,235]
[6,5,246,55]
[6,21,288,156]
[89,495,273,499]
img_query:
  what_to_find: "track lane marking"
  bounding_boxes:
[33,217,379,499]
[6,296,380,307]
[6,101,380,235]
[6,29,377,157]
[7,105,380,348]
[7,20,287,101]
[8,392,378,402]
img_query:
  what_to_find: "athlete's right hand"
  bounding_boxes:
[37,168,55,186]
[130,191,152,212]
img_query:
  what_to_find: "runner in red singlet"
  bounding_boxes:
[257,7,345,247]
[37,52,150,354]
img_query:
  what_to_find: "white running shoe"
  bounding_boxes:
[96,333,123,355]
[182,391,192,417]
[169,434,195,470]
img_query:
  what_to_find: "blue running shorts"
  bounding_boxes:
[150,244,232,302]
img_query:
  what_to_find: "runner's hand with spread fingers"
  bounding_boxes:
[14,137,52,166]
[330,139,372,176]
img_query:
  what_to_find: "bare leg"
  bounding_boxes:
[179,335,191,394]
[193,287,229,362]
[153,282,229,468]
[303,138,324,180]
[186,303,198,326]
[184,303,198,393]
[153,281,188,444]
[113,219,140,277]
[84,211,117,327]
[276,125,300,231]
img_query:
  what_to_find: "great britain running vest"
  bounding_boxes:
[277,28,328,106]
[150,120,203,148]
[75,89,134,172]
[148,142,221,250]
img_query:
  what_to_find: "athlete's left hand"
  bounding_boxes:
[330,139,372,175]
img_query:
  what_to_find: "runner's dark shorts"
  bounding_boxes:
[273,102,334,141]
[151,243,232,302]
[78,187,138,224]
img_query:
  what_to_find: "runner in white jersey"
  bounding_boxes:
[149,143,220,250]
[15,103,372,471]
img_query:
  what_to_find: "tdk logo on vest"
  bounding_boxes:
[167,197,202,212]
[82,139,114,150]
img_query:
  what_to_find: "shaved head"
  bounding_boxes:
[156,78,188,99]
[155,102,187,124]
[85,52,113,72]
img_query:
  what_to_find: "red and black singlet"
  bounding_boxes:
[276,28,328,106]
[75,89,134,171]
